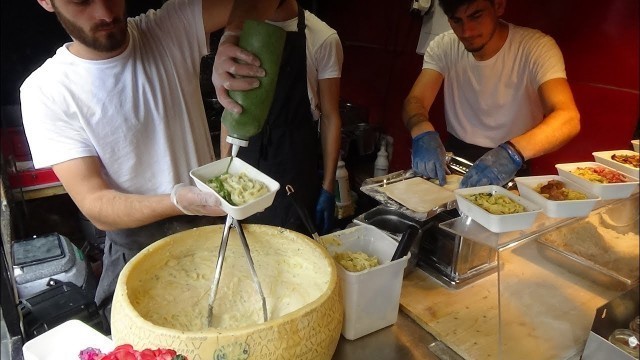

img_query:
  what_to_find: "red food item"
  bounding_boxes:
[79,344,185,360]
[590,166,628,183]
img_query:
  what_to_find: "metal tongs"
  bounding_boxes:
[445,152,473,175]
[206,214,268,327]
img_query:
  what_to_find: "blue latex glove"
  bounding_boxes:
[315,188,336,235]
[460,142,524,188]
[412,131,447,185]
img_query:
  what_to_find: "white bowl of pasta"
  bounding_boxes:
[454,185,542,233]
[514,175,601,218]
[190,157,280,219]
[555,161,639,200]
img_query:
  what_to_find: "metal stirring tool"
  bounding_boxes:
[206,214,268,327]
[206,141,268,327]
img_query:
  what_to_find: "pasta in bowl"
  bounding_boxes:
[454,185,542,233]
[190,157,280,219]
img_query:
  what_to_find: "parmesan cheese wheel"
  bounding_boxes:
[111,225,343,359]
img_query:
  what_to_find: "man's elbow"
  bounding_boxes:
[567,108,581,139]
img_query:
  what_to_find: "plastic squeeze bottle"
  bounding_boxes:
[374,138,389,177]
[221,20,286,151]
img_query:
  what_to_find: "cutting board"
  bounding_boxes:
[379,176,460,213]
[400,240,619,360]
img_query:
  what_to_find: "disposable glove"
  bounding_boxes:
[170,183,226,216]
[460,142,524,188]
[412,131,447,186]
[315,188,336,235]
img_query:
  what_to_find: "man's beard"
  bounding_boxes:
[54,6,128,53]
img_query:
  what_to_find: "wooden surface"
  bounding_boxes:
[400,239,621,360]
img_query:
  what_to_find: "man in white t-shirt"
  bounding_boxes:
[403,0,580,188]
[217,0,343,235]
[20,0,279,327]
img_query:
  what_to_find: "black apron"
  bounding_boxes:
[446,133,530,175]
[95,215,222,324]
[238,6,320,235]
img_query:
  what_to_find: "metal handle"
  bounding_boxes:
[286,185,321,242]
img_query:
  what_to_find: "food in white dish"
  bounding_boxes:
[611,153,639,168]
[464,193,525,215]
[534,179,587,201]
[207,172,268,205]
[333,251,379,272]
[570,166,629,183]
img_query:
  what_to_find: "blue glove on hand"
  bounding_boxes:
[315,188,336,235]
[460,142,524,188]
[412,131,447,185]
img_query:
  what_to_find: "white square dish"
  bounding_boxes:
[592,150,639,178]
[454,185,542,233]
[514,175,600,218]
[190,157,280,220]
[555,161,639,200]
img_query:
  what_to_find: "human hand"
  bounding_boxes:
[315,188,335,235]
[460,143,524,188]
[170,183,226,216]
[211,30,265,114]
[412,131,447,185]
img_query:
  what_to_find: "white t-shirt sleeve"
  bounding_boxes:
[422,31,454,74]
[527,35,567,88]
[316,33,343,79]
[21,75,97,169]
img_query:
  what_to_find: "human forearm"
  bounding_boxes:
[78,190,181,231]
[320,114,341,193]
[403,96,436,137]
[318,78,342,193]
[403,69,443,137]
[511,109,580,160]
[511,78,581,160]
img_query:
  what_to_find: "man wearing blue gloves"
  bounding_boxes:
[403,0,580,188]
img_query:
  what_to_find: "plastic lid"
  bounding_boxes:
[226,136,249,148]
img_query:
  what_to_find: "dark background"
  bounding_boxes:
[3,0,637,173]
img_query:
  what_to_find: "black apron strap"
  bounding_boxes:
[238,5,320,234]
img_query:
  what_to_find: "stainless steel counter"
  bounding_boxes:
[333,310,463,360]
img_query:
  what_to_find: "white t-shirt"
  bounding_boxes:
[20,0,214,195]
[267,10,343,120]
[423,22,567,148]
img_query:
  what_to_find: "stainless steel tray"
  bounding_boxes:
[359,170,456,222]
[535,195,639,291]
[359,155,472,222]
[537,237,639,291]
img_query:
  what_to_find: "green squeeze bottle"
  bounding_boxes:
[221,20,286,157]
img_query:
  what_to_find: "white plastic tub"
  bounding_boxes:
[190,157,280,220]
[322,225,409,340]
